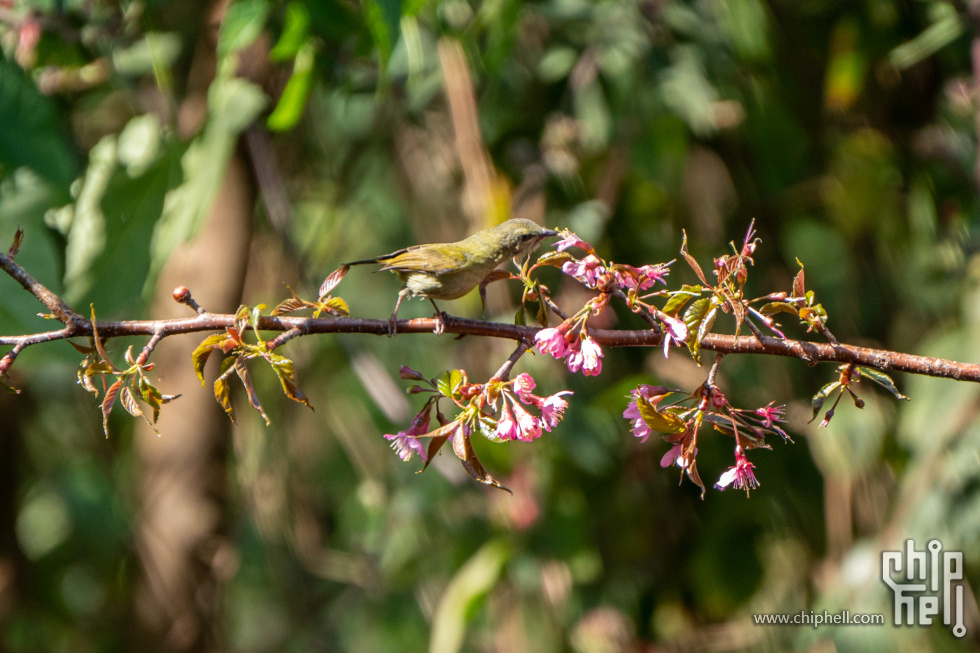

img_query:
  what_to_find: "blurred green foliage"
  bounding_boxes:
[1,0,980,651]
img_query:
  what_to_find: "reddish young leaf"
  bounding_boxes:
[680,231,710,286]
[101,379,122,438]
[120,386,143,417]
[8,228,23,257]
[451,425,511,493]
[319,265,350,298]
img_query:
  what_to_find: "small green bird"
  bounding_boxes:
[347,218,558,335]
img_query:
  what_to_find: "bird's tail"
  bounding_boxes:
[344,257,380,266]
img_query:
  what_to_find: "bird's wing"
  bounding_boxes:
[376,245,469,276]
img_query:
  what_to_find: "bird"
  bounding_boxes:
[345,218,558,335]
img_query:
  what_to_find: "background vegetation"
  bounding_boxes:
[1,0,979,651]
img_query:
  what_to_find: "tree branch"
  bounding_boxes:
[2,308,978,382]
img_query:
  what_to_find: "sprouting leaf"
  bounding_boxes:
[192,333,231,386]
[320,296,349,317]
[66,340,95,355]
[536,295,549,328]
[102,379,122,438]
[436,369,465,398]
[857,367,910,401]
[759,301,799,316]
[663,285,702,316]
[680,230,710,286]
[267,351,313,409]
[533,251,575,268]
[319,265,350,298]
[8,228,23,257]
[793,259,806,298]
[686,459,706,500]
[514,305,526,326]
[120,386,143,417]
[636,395,687,434]
[234,356,270,425]
[214,375,235,423]
[451,426,511,493]
[683,298,715,365]
[809,381,841,423]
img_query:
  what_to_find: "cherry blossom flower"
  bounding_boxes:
[512,401,543,441]
[383,412,430,462]
[658,314,688,358]
[494,402,520,441]
[539,391,573,431]
[614,262,672,291]
[513,373,537,403]
[535,326,570,359]
[554,230,593,253]
[562,255,606,288]
[623,384,666,442]
[661,443,696,469]
[580,336,603,376]
[714,447,759,495]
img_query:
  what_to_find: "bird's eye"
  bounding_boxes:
[521,233,535,241]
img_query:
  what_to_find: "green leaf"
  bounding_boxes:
[234,356,270,425]
[663,285,703,317]
[857,367,909,401]
[214,375,235,423]
[268,41,316,132]
[270,2,312,62]
[436,369,464,398]
[429,541,511,653]
[533,250,575,268]
[192,334,230,386]
[267,351,313,409]
[810,381,841,423]
[146,68,267,294]
[636,395,687,434]
[218,0,271,57]
[683,298,715,365]
[759,301,799,316]
[0,58,78,187]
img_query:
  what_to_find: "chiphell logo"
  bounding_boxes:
[881,539,965,638]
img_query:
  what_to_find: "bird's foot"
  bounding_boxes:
[433,311,448,335]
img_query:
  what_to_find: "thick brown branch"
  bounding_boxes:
[2,311,979,383]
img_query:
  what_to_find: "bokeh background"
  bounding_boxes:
[1,0,980,651]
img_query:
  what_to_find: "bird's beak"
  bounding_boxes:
[541,228,559,238]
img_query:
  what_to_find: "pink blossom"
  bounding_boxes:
[580,337,603,376]
[554,230,593,253]
[383,413,430,462]
[623,384,665,442]
[494,402,520,441]
[614,262,672,291]
[659,314,688,358]
[561,255,606,288]
[513,373,537,403]
[539,391,573,431]
[660,443,696,469]
[512,402,543,441]
[714,447,759,494]
[535,327,570,359]
[754,403,785,429]
[565,338,584,373]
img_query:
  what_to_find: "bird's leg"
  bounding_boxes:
[427,298,446,335]
[389,288,411,337]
